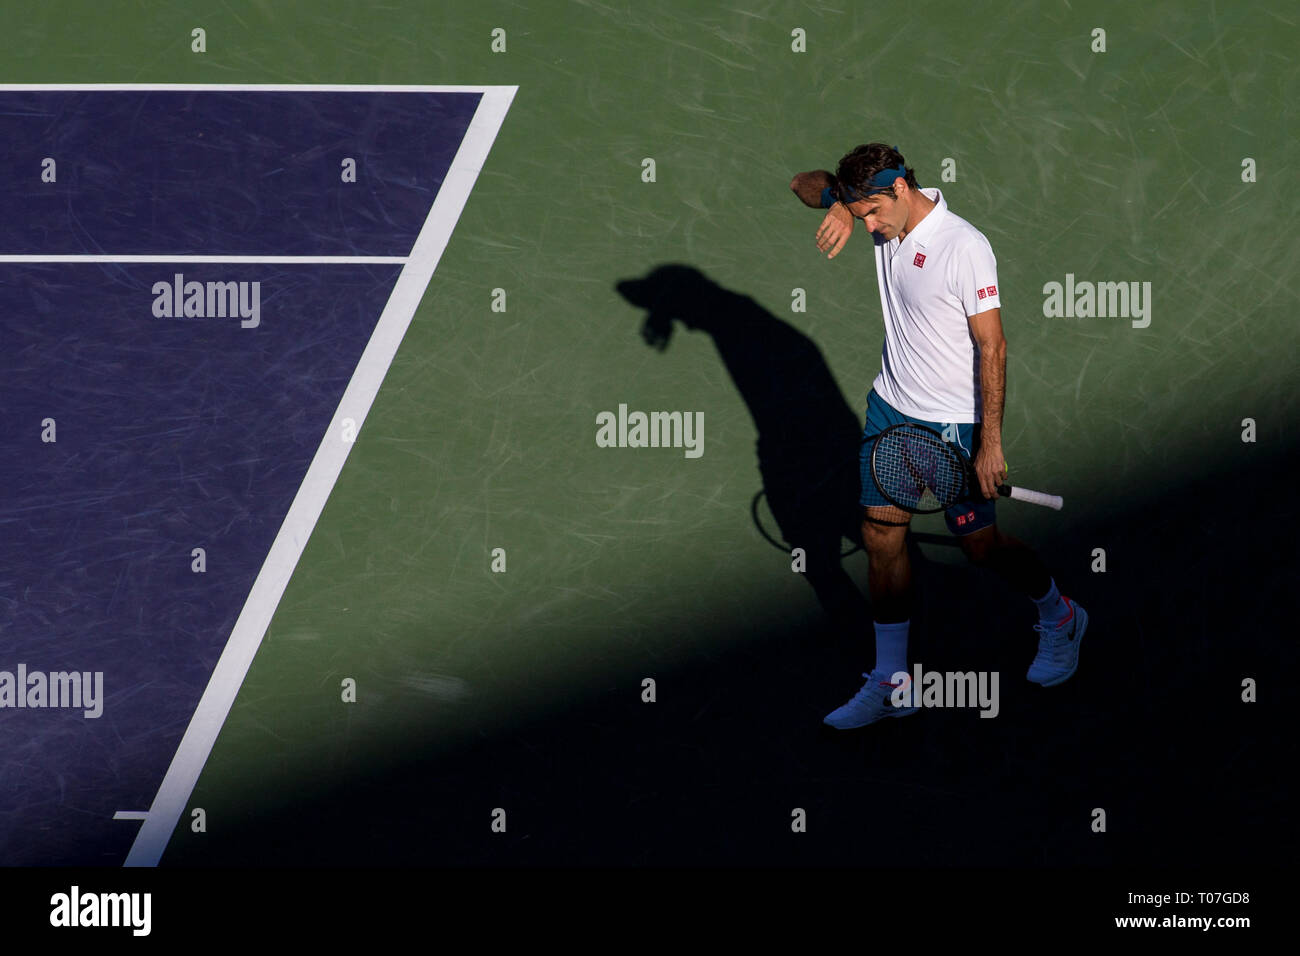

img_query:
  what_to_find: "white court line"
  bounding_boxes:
[122,84,517,867]
[113,811,149,821]
[0,256,408,264]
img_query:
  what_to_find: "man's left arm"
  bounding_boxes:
[968,308,1007,499]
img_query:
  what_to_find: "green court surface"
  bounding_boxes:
[8,0,1296,866]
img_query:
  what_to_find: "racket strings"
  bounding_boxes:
[873,427,965,511]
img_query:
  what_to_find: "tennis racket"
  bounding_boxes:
[869,422,1063,513]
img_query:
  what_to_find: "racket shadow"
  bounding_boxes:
[617,263,872,625]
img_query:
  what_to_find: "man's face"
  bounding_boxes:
[845,185,907,241]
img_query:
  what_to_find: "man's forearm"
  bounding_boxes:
[979,341,1007,446]
[790,170,838,208]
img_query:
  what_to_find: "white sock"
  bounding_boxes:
[874,620,909,676]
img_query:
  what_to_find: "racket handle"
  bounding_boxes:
[999,484,1063,510]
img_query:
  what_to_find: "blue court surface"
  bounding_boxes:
[0,87,502,865]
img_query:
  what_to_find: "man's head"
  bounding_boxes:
[835,143,923,242]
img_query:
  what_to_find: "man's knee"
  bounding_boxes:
[861,510,908,557]
[959,525,1001,565]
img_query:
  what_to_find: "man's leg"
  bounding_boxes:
[822,505,920,729]
[946,416,1088,686]
[958,523,1088,686]
[863,505,913,676]
[825,388,927,730]
[957,524,1049,601]
[863,506,912,624]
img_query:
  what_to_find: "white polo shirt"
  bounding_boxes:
[869,186,1002,423]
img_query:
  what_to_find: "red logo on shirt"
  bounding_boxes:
[985,285,997,297]
[913,253,926,268]
[976,288,986,300]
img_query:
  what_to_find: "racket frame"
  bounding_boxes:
[867,422,1061,514]
[867,423,967,515]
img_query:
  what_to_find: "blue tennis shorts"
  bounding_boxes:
[859,389,996,536]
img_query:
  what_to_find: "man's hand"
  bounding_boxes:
[972,441,1007,500]
[816,202,854,259]
[789,169,854,257]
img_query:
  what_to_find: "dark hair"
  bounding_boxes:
[835,143,919,201]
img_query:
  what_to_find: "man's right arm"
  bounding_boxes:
[789,170,838,208]
[791,170,855,259]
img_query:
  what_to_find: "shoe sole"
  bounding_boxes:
[1035,604,1088,687]
[822,706,920,731]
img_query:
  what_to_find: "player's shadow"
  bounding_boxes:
[616,263,876,626]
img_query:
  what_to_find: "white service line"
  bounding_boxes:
[122,84,516,867]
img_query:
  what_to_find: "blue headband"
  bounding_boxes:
[839,159,907,202]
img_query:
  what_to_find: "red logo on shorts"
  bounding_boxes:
[976,288,986,300]
[913,253,926,268]
[955,511,976,527]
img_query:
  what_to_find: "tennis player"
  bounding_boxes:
[790,144,1088,729]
